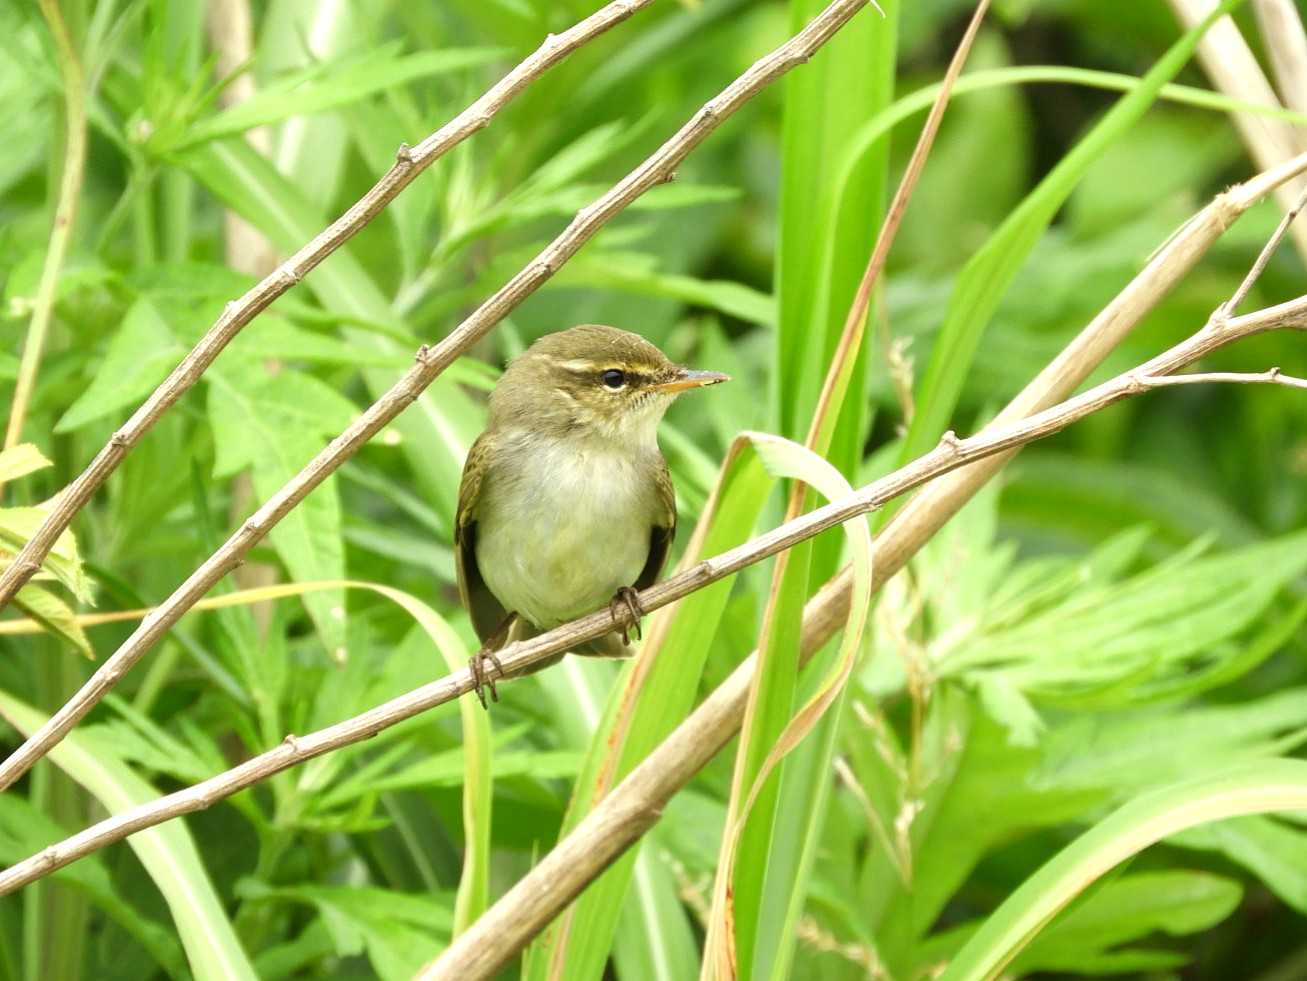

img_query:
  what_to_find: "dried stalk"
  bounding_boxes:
[703,0,991,967]
[0,0,878,790]
[4,1,1306,950]
[5,0,87,451]
[1167,0,1307,259]
[1254,0,1307,113]
[0,0,659,607]
[420,165,1307,978]
[1,299,1302,900]
[3,145,1304,899]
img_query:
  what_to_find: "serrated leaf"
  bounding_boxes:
[12,583,92,658]
[0,505,91,602]
[206,368,351,656]
[55,297,187,432]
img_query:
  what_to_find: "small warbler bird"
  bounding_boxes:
[456,324,729,706]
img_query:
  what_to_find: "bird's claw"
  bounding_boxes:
[469,649,504,709]
[611,586,645,645]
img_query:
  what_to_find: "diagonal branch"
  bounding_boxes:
[0,296,1302,903]
[0,0,660,609]
[1166,0,1307,259]
[3,145,1305,899]
[0,0,880,791]
[420,192,1307,981]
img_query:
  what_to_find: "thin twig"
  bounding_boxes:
[3,141,1305,891]
[5,1,1307,947]
[0,0,659,608]
[1,297,1301,902]
[5,1,87,452]
[1139,367,1307,390]
[418,163,1307,979]
[703,0,992,966]
[805,0,992,452]
[1218,183,1307,317]
[0,0,877,791]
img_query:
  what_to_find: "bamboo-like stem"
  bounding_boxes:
[0,300,1302,901]
[4,0,1307,943]
[420,176,1307,981]
[702,1,991,968]
[1254,0,1307,113]
[0,0,877,791]
[5,1,87,452]
[1167,0,1307,259]
[0,0,659,608]
[2,148,1304,898]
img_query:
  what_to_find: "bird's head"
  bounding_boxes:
[490,325,729,446]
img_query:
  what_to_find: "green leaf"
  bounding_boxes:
[894,0,1241,475]
[0,506,91,603]
[1032,688,1307,797]
[1015,870,1241,973]
[207,368,351,656]
[172,45,502,149]
[0,443,52,484]
[938,759,1307,981]
[708,432,875,981]
[12,584,92,658]
[55,297,187,432]
[0,690,257,981]
[1172,815,1307,914]
[0,796,186,977]
[554,252,775,328]
[527,436,773,981]
[179,135,481,530]
[238,881,452,981]
[731,4,898,978]
[950,529,1307,712]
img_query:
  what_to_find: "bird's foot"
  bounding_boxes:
[610,586,646,645]
[468,648,504,709]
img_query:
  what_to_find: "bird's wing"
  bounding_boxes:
[455,433,510,645]
[635,453,677,590]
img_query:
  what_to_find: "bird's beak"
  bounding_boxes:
[651,367,731,394]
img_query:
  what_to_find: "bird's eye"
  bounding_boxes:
[601,369,626,390]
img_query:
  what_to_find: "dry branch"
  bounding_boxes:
[3,148,1305,899]
[5,1,1307,954]
[1,298,1302,900]
[421,169,1307,978]
[0,0,878,791]
[0,0,659,608]
[1254,0,1307,113]
[1167,0,1307,258]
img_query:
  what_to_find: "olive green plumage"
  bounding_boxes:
[455,325,727,685]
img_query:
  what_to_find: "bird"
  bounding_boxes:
[454,324,729,707]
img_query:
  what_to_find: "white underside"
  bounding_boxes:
[475,433,657,629]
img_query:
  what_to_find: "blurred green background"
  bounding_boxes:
[1,0,1306,978]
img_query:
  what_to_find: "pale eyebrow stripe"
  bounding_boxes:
[553,358,604,373]
[543,355,656,382]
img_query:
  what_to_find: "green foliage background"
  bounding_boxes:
[1,0,1306,979]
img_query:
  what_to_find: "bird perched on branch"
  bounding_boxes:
[455,324,729,707]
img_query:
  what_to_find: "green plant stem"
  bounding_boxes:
[6,0,87,452]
